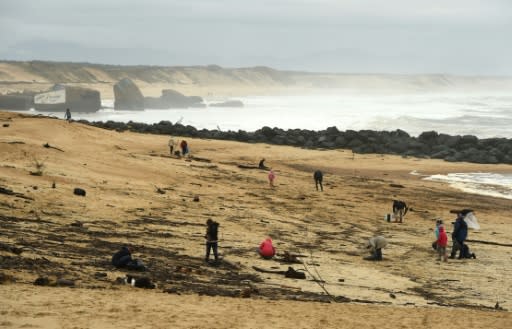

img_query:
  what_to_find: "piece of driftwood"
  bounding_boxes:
[0,187,33,200]
[43,142,64,152]
[237,164,260,169]
[466,239,512,247]
[389,184,405,188]
[252,265,306,279]
[190,156,211,163]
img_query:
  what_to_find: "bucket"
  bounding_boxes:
[385,214,393,222]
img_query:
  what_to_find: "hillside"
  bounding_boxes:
[0,111,511,328]
[1,60,512,99]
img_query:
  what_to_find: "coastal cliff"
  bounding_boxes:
[1,60,512,98]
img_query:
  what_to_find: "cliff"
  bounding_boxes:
[1,60,512,98]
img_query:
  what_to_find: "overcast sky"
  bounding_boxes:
[1,0,511,75]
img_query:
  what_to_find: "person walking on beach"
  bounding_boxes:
[450,212,468,259]
[168,137,176,156]
[64,108,72,123]
[180,140,189,156]
[205,219,219,263]
[268,169,276,188]
[314,170,323,191]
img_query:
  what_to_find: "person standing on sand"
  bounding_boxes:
[392,200,408,223]
[168,137,176,156]
[314,170,323,191]
[432,219,443,250]
[450,212,468,259]
[64,108,72,123]
[268,169,276,188]
[436,224,448,262]
[180,140,189,156]
[205,219,219,263]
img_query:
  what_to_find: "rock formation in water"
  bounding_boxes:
[114,78,144,111]
[144,89,205,109]
[0,91,35,111]
[34,85,101,112]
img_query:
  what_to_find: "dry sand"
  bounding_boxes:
[0,111,511,328]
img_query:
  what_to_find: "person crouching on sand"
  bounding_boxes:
[268,169,276,188]
[258,237,276,259]
[364,236,387,261]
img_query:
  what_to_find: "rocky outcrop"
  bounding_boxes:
[0,92,35,110]
[79,120,512,165]
[34,85,101,112]
[209,100,244,107]
[144,89,205,109]
[114,78,144,110]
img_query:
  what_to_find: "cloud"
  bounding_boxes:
[1,0,511,74]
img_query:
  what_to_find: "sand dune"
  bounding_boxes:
[0,111,511,328]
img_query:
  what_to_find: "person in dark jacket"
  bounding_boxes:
[205,219,219,262]
[450,213,468,259]
[314,170,323,191]
[112,246,146,271]
[392,200,408,223]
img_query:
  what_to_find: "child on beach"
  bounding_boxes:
[436,224,448,262]
[268,169,276,188]
[258,237,276,259]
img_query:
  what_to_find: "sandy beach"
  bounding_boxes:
[1,111,511,328]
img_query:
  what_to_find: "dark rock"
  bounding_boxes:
[114,78,144,110]
[2,123,9,127]
[193,196,200,202]
[73,188,86,196]
[34,277,50,286]
[78,119,512,165]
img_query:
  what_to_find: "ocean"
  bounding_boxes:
[24,92,512,200]
[58,92,512,139]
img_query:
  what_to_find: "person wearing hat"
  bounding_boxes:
[450,213,468,259]
[364,235,388,261]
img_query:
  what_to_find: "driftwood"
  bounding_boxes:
[237,164,261,169]
[43,142,64,152]
[389,184,405,188]
[252,266,306,279]
[0,187,33,200]
[466,239,512,247]
[190,156,211,163]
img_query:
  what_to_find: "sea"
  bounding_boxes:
[24,92,512,200]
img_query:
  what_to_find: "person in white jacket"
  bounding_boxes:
[365,236,388,261]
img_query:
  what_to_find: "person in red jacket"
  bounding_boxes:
[259,238,276,259]
[436,225,448,262]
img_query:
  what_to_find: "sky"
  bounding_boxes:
[1,0,511,75]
